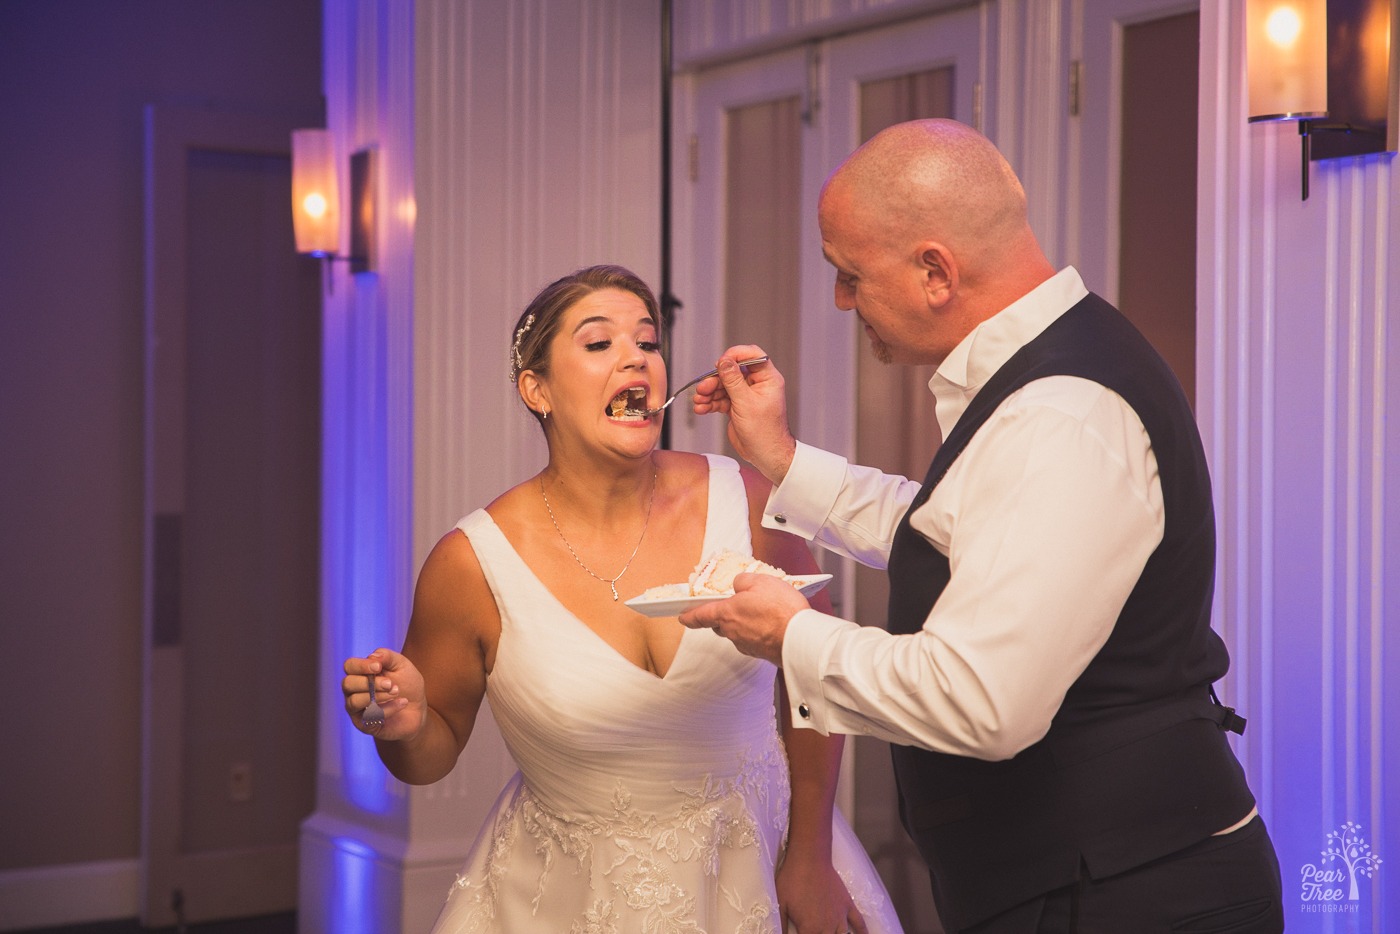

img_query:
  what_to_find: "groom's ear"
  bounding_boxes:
[918,242,957,308]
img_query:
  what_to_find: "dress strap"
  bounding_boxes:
[700,454,752,558]
[453,509,530,629]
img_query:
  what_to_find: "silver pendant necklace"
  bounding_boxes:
[540,469,657,601]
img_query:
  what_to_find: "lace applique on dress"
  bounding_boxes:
[445,782,524,928]
[837,865,894,919]
[568,897,621,934]
[611,857,701,933]
[449,738,789,932]
[735,902,777,934]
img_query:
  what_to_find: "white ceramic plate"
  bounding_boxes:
[624,574,833,618]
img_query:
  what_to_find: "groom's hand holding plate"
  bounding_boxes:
[677,572,815,666]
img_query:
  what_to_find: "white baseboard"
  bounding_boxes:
[0,858,139,931]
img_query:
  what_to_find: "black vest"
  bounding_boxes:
[886,294,1254,930]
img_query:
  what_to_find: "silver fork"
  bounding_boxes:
[362,670,385,730]
[637,355,769,416]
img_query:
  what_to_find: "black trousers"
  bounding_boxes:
[954,816,1284,934]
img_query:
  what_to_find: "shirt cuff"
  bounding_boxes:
[780,607,853,734]
[762,442,848,540]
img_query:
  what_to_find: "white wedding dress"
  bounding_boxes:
[430,455,904,934]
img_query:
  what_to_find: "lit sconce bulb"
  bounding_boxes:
[1264,6,1303,48]
[303,192,329,220]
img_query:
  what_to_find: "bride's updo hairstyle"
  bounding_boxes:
[508,264,661,427]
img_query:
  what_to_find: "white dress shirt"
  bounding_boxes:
[768,268,1167,761]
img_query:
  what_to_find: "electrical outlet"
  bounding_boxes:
[229,762,253,802]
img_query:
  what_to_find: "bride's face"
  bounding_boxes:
[533,288,666,453]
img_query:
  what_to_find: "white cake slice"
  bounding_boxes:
[687,549,785,595]
[633,549,795,604]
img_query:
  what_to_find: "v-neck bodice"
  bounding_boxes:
[469,492,705,682]
[457,454,778,817]
[433,455,906,934]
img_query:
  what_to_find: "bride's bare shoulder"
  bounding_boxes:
[656,448,712,479]
[484,477,540,520]
[416,525,491,609]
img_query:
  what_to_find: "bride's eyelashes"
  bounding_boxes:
[582,338,661,353]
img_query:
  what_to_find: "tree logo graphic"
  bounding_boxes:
[1301,822,1383,904]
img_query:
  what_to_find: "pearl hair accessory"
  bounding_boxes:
[508,312,536,383]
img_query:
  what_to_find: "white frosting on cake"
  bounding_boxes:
[688,549,784,594]
[633,549,788,602]
[635,581,689,600]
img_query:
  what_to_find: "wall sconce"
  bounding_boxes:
[291,129,377,280]
[1247,0,1399,199]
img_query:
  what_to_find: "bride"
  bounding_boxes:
[342,265,904,934]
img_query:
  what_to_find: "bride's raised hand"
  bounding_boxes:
[342,648,427,741]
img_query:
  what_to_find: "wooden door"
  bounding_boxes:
[143,105,320,926]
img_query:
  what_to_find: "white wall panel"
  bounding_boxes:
[415,0,661,540]
[306,1,661,930]
[1199,2,1398,927]
[304,1,453,931]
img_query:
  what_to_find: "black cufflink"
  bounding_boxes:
[774,514,787,524]
[797,703,810,719]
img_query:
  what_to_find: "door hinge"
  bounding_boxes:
[1068,59,1083,117]
[688,133,699,182]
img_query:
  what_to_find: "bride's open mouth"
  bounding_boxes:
[606,387,651,421]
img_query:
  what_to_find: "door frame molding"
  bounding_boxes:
[141,104,304,926]
[1070,0,1200,300]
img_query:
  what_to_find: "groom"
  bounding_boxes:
[679,119,1283,934]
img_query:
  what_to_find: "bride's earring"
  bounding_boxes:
[541,408,549,420]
